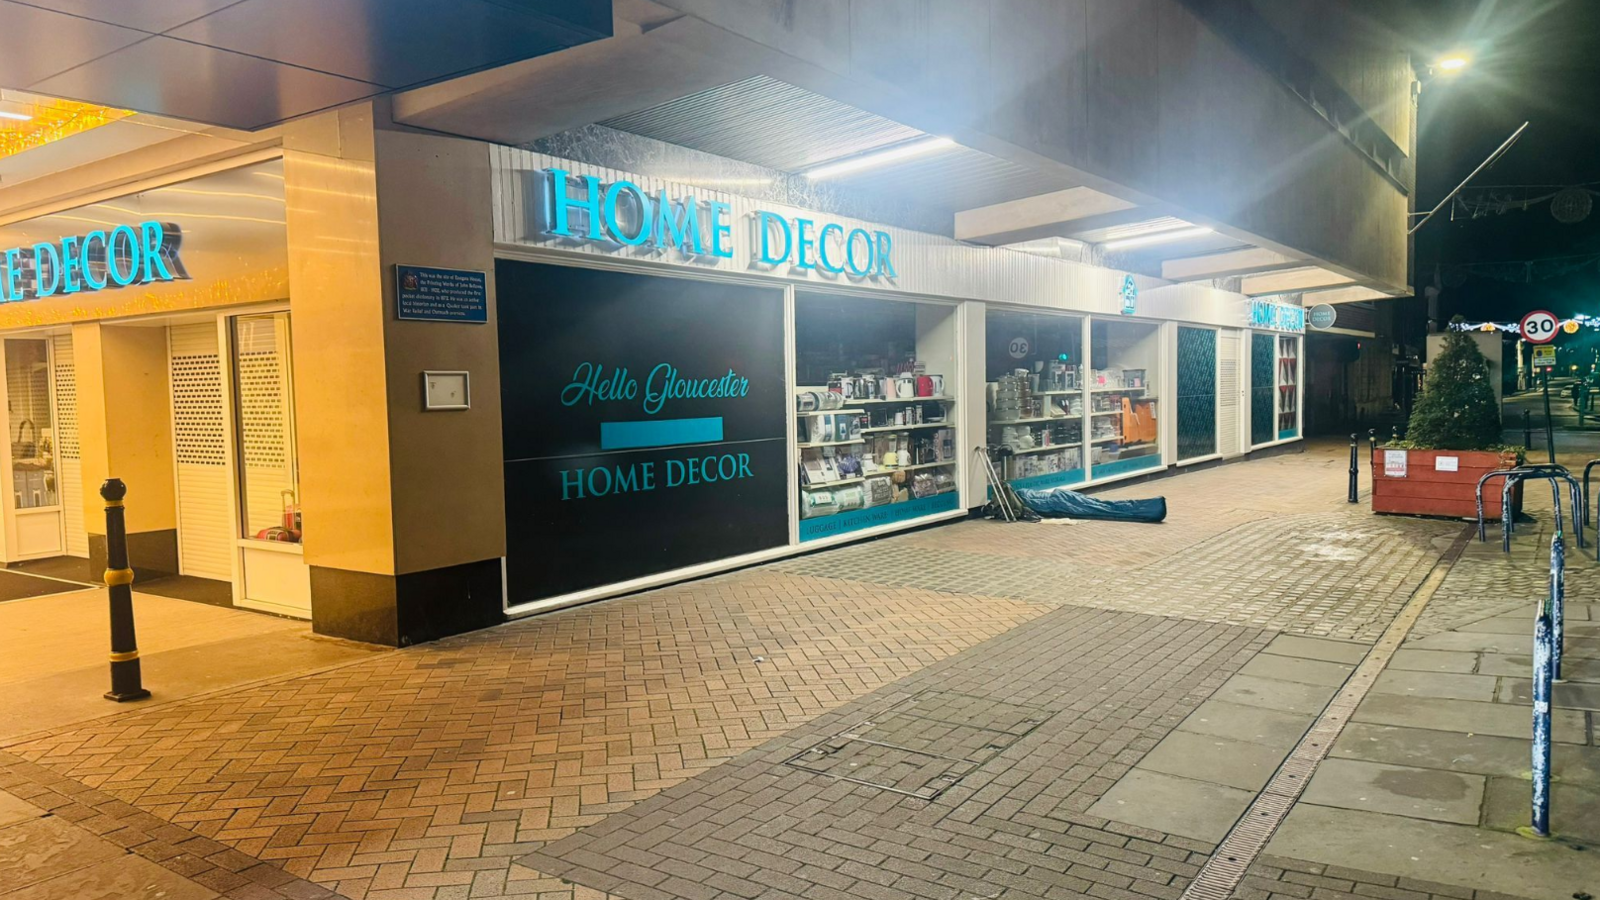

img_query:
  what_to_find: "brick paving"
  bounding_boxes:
[9,574,1041,898]
[1241,856,1530,900]
[519,605,1266,900]
[0,443,1552,900]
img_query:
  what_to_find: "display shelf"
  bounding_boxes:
[866,460,956,474]
[797,408,865,416]
[1035,390,1081,396]
[1090,410,1121,417]
[851,395,956,405]
[797,439,866,448]
[1091,385,1149,393]
[989,415,1066,426]
[997,443,1082,456]
[1089,435,1123,445]
[861,422,952,434]
[802,476,864,488]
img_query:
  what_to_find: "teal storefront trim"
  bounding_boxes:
[1278,428,1299,441]
[799,492,959,542]
[1000,468,1087,493]
[1091,454,1163,480]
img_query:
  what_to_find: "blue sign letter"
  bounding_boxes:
[655,192,704,255]
[545,169,604,240]
[756,210,790,265]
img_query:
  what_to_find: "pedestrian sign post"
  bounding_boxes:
[1532,345,1557,369]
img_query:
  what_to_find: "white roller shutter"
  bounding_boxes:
[169,324,233,582]
[51,334,88,558]
[1218,330,1242,458]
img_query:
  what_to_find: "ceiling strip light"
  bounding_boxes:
[1102,226,1213,252]
[802,137,955,179]
[0,111,32,122]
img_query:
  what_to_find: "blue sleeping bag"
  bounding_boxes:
[1014,486,1167,523]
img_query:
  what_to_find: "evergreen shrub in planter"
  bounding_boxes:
[1373,320,1523,518]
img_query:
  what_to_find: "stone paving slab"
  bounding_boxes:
[1261,634,1371,664]
[1352,694,1589,743]
[1086,769,1255,842]
[4,854,222,900]
[1388,648,1479,673]
[1134,730,1291,791]
[0,787,40,827]
[1371,669,1499,702]
[1331,723,1600,785]
[1482,775,1600,842]
[1478,652,1600,679]
[0,816,125,893]
[1211,673,1337,715]
[1497,677,1600,709]
[1267,804,1592,900]
[1299,758,1485,825]
[1236,652,1355,687]
[1175,699,1313,749]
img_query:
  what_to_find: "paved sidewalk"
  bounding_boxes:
[2,442,1597,900]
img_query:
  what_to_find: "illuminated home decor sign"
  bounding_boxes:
[537,168,898,281]
[0,221,188,302]
[1247,298,1306,333]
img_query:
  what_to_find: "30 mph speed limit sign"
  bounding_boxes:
[1520,310,1559,344]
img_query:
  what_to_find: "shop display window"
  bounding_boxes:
[1086,318,1162,479]
[1176,326,1218,461]
[231,313,300,543]
[1250,332,1275,446]
[5,339,58,509]
[1277,335,1300,439]
[984,311,1086,490]
[795,292,959,540]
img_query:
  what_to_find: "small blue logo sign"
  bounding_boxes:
[1119,275,1139,315]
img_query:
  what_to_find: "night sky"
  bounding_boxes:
[1368,0,1600,327]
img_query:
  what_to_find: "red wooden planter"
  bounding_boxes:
[1371,448,1522,519]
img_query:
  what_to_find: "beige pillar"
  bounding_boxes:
[284,103,504,645]
[72,321,178,578]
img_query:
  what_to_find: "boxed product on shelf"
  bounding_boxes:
[863,476,893,507]
[800,488,838,518]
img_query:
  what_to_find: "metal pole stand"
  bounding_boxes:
[1367,429,1378,496]
[1348,434,1359,503]
[102,478,149,703]
[1519,608,1555,840]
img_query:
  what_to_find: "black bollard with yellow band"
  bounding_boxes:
[102,478,150,702]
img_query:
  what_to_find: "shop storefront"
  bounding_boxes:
[0,156,308,616]
[1246,299,1307,449]
[0,125,1307,639]
[488,147,1298,615]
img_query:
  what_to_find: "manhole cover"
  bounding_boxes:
[788,738,975,799]
[785,691,1052,798]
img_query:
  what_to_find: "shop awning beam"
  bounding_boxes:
[1161,247,1306,282]
[1307,285,1393,305]
[954,186,1139,245]
[1241,266,1357,296]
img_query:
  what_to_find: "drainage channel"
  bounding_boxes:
[1179,524,1474,900]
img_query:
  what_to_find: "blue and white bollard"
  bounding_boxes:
[1522,612,1554,839]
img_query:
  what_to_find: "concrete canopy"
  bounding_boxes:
[394,0,1415,298]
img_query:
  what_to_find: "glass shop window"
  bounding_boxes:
[231,313,301,543]
[6,338,59,509]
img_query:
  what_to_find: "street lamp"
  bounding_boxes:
[1436,54,1470,72]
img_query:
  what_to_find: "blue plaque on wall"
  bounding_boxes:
[396,265,488,323]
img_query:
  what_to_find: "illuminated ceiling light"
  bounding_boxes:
[0,111,32,122]
[802,137,955,179]
[1436,55,1470,71]
[1102,226,1213,252]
